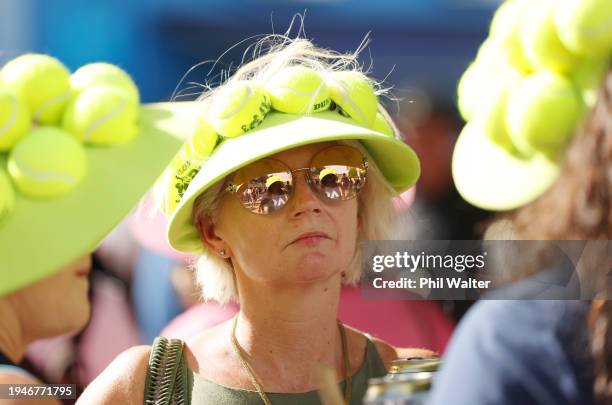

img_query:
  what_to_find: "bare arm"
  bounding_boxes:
[77,345,150,405]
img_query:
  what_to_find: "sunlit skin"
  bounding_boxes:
[0,255,92,365]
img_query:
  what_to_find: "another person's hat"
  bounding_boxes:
[0,54,200,295]
[452,0,612,210]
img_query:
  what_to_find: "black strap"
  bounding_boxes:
[144,337,190,405]
[0,351,16,367]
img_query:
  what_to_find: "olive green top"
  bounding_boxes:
[188,335,387,404]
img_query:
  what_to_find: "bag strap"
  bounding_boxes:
[144,336,190,405]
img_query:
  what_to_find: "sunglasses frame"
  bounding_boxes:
[224,145,369,214]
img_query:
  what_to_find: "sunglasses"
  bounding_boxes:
[224,145,368,215]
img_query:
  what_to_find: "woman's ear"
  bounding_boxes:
[197,215,228,257]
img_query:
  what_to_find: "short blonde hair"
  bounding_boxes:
[180,32,403,304]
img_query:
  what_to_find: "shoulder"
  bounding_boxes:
[369,336,437,371]
[78,345,151,405]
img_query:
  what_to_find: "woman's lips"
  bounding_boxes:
[290,232,330,246]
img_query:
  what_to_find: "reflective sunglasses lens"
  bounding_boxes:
[231,159,293,214]
[309,146,367,200]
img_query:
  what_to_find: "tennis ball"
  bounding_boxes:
[572,57,609,114]
[506,71,580,157]
[474,70,521,151]
[184,118,218,160]
[519,0,577,73]
[62,84,139,145]
[457,63,481,122]
[372,112,395,137]
[156,156,202,217]
[70,62,140,104]
[554,0,612,56]
[8,126,87,198]
[0,87,31,151]
[0,54,71,124]
[326,71,378,127]
[207,81,271,138]
[0,168,15,220]
[266,66,331,114]
[489,0,531,73]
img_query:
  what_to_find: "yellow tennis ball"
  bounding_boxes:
[62,84,139,145]
[0,168,16,220]
[184,118,218,160]
[0,87,31,151]
[572,57,609,114]
[0,54,71,124]
[519,0,577,73]
[207,81,271,138]
[326,71,378,127]
[554,0,612,56]
[457,56,521,125]
[70,62,140,104]
[8,126,87,198]
[506,71,580,157]
[489,0,532,73]
[266,66,331,114]
[474,69,521,151]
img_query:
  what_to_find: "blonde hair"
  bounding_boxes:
[177,30,402,304]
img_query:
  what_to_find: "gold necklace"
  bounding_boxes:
[231,316,352,405]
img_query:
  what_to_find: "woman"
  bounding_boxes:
[430,0,611,402]
[79,36,433,404]
[0,55,191,396]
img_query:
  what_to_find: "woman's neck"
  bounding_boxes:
[0,299,27,364]
[234,274,346,392]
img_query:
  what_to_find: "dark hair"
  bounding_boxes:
[502,68,612,404]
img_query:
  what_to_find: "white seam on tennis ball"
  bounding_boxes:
[334,79,366,123]
[218,84,252,120]
[12,157,79,184]
[83,97,128,143]
[0,93,18,137]
[33,91,71,121]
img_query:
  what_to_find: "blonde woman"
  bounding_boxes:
[80,35,433,404]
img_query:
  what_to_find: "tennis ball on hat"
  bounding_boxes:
[63,84,139,145]
[0,54,71,124]
[0,168,15,220]
[372,112,395,137]
[207,81,271,138]
[266,66,331,114]
[326,71,378,127]
[184,118,218,160]
[457,63,482,122]
[156,157,202,217]
[8,126,87,198]
[0,87,31,151]
[70,62,140,104]
[506,71,580,157]
[489,0,531,73]
[520,0,578,73]
[474,69,521,151]
[554,0,612,56]
[572,57,609,113]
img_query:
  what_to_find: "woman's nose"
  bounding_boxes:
[287,171,322,217]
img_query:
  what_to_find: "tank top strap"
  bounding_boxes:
[361,332,388,376]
